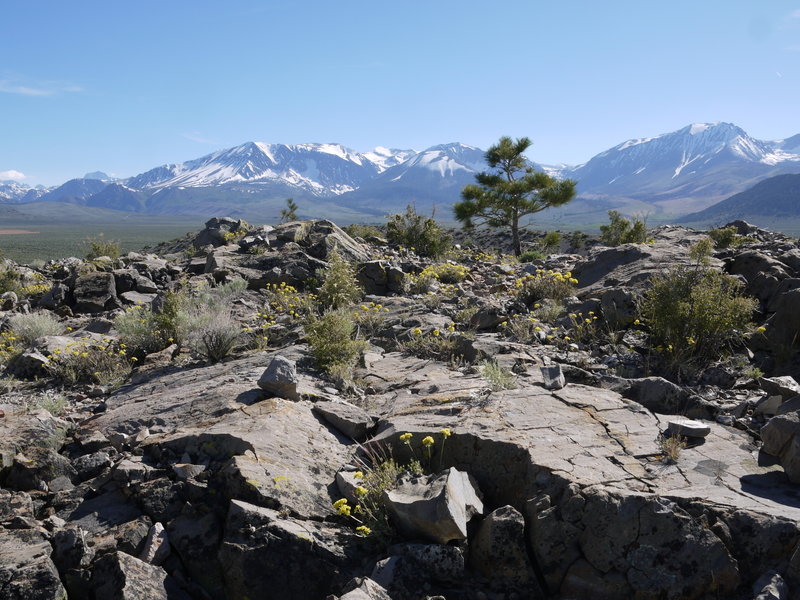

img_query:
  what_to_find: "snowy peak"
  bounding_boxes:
[362,146,416,171]
[397,143,485,178]
[124,141,401,196]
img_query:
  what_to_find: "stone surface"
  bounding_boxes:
[384,467,484,544]
[219,500,362,600]
[0,528,68,600]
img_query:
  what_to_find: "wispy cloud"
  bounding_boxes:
[0,79,82,97]
[182,132,216,144]
[0,170,26,181]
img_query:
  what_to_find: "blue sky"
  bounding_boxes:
[2,0,799,186]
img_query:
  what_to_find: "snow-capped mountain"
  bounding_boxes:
[0,181,48,203]
[125,142,409,197]
[560,122,800,210]
[6,123,800,224]
[336,143,486,214]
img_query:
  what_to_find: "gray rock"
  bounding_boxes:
[1,290,18,310]
[760,376,800,401]
[599,287,639,328]
[38,282,68,309]
[384,467,483,544]
[139,522,170,566]
[92,551,189,599]
[761,411,800,482]
[313,400,376,441]
[470,505,540,592]
[5,349,50,379]
[753,570,788,600]
[257,355,300,400]
[540,364,566,390]
[667,418,711,439]
[73,451,112,481]
[338,577,392,600]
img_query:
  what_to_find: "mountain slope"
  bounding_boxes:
[679,173,800,226]
[37,178,109,204]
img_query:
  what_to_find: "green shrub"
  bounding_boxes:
[306,309,367,379]
[640,261,757,376]
[85,234,121,260]
[600,211,648,246]
[539,231,562,254]
[47,340,132,388]
[343,223,383,239]
[707,226,745,249]
[402,327,463,363]
[0,266,21,295]
[386,205,452,258]
[316,249,363,310]
[518,249,545,263]
[568,230,588,251]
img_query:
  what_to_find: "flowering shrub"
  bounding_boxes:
[317,249,363,310]
[418,263,469,284]
[47,338,132,387]
[262,282,317,320]
[515,269,578,304]
[401,324,462,362]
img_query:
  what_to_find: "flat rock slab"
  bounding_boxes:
[0,528,68,600]
[146,398,355,519]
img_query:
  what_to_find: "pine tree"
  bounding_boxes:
[280,198,299,223]
[454,137,576,256]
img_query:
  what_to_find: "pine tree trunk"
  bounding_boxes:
[511,214,521,256]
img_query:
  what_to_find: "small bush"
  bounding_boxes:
[518,249,545,263]
[402,327,463,363]
[0,267,21,295]
[515,270,577,305]
[600,211,648,246]
[568,230,588,251]
[539,231,562,254]
[503,314,543,344]
[352,302,388,339]
[306,309,367,379]
[481,360,516,391]
[85,234,121,260]
[187,310,241,363]
[8,312,63,347]
[317,249,363,310]
[386,205,452,258]
[658,434,686,464]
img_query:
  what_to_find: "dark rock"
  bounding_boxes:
[469,505,540,593]
[5,447,77,491]
[73,271,118,313]
[0,528,68,600]
[92,551,190,600]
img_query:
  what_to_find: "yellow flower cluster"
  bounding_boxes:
[263,281,317,320]
[419,263,470,284]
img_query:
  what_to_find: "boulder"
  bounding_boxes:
[257,355,300,400]
[192,217,250,248]
[302,220,370,263]
[138,522,170,566]
[383,467,483,544]
[73,271,118,313]
[4,447,77,492]
[760,376,800,401]
[599,287,639,328]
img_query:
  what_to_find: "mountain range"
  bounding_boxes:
[3,122,799,225]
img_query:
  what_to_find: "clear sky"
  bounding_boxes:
[2,0,799,186]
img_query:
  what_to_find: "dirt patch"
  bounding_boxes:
[0,229,39,235]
